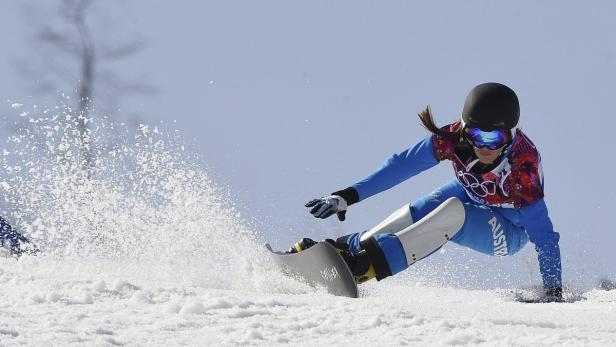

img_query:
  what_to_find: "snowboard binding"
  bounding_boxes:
[287,237,375,284]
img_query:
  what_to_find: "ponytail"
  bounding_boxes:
[418,105,471,153]
[418,106,450,136]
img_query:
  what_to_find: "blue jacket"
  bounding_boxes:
[347,135,562,289]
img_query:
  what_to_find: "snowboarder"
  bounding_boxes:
[0,216,38,257]
[291,82,563,301]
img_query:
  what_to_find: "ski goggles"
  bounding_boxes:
[463,127,510,150]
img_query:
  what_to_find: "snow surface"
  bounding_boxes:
[1,255,616,346]
[0,106,614,346]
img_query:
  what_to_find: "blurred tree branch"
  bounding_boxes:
[17,0,155,178]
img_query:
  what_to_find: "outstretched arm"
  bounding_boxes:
[306,135,440,221]
[335,135,440,206]
[518,199,563,292]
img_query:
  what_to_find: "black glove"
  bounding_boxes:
[305,195,348,221]
[544,287,563,302]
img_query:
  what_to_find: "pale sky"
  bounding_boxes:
[1,1,615,289]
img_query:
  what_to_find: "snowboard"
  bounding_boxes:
[265,242,359,298]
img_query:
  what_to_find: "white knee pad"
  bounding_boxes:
[395,197,465,265]
[360,204,413,242]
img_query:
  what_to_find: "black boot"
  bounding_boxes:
[286,237,378,284]
[334,233,400,284]
[323,239,376,284]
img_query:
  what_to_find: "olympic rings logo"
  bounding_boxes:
[456,171,497,198]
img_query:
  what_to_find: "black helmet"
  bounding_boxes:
[461,83,520,131]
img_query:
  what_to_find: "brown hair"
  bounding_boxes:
[418,105,459,136]
[418,105,472,152]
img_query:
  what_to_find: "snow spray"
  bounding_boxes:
[0,102,305,294]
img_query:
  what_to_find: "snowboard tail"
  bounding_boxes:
[266,242,359,298]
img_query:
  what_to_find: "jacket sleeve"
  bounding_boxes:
[517,199,562,289]
[349,135,439,203]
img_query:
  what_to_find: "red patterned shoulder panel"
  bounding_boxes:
[430,122,544,208]
[432,122,463,161]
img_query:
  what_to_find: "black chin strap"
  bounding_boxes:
[470,144,511,174]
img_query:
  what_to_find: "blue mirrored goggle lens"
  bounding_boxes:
[464,128,509,150]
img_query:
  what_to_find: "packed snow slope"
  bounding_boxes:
[1,258,616,346]
[0,106,615,346]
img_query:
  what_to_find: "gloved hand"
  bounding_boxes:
[544,287,563,302]
[305,195,348,221]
